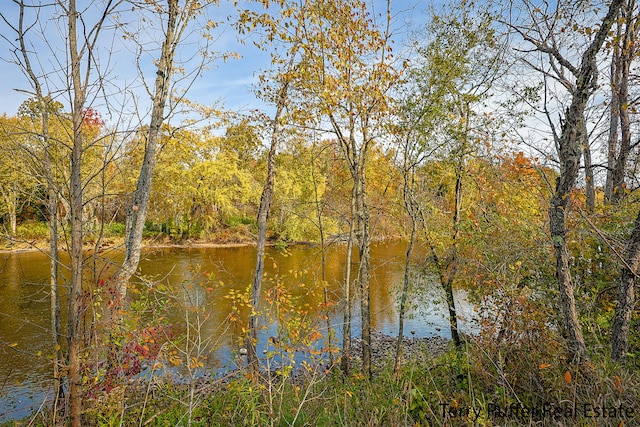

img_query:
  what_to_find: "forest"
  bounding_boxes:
[1,0,640,425]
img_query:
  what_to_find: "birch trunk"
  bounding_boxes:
[340,187,355,375]
[354,168,372,377]
[247,69,291,375]
[117,0,178,304]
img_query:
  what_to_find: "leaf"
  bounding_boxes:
[564,371,572,384]
[539,363,551,369]
[8,343,17,348]
[614,375,621,389]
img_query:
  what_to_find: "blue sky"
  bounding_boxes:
[0,1,430,126]
[0,1,275,122]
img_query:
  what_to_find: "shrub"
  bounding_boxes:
[15,221,50,240]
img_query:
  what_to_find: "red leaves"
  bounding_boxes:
[81,107,105,128]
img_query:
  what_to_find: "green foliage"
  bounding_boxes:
[103,222,125,237]
[15,221,50,240]
[224,215,254,228]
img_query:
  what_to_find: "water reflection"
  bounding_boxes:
[0,242,472,422]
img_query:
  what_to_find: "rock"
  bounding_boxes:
[349,332,450,373]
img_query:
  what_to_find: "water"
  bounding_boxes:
[0,241,472,422]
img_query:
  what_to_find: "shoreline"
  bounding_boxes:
[0,233,401,255]
[0,236,259,255]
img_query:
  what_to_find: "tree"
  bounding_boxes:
[400,2,503,349]
[605,0,639,205]
[285,0,402,378]
[392,114,422,374]
[506,0,625,361]
[611,210,640,361]
[1,2,124,423]
[145,127,259,235]
[0,115,36,237]
[116,0,206,304]
[236,0,307,375]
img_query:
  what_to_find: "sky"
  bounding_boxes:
[0,1,274,124]
[0,0,427,128]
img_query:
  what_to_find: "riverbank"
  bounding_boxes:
[12,333,640,427]
[350,331,450,372]
[0,222,400,254]
[0,232,257,254]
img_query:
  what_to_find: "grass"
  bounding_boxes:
[6,338,640,427]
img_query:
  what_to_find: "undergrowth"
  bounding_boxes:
[7,338,639,427]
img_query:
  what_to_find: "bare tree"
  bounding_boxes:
[507,0,625,361]
[116,0,205,304]
[2,1,124,424]
[605,0,639,205]
[1,4,64,419]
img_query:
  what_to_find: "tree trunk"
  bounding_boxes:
[605,29,622,204]
[394,188,416,374]
[447,167,463,347]
[354,166,372,378]
[582,130,595,213]
[610,40,632,204]
[117,0,178,305]
[548,0,624,362]
[67,2,86,424]
[246,134,276,375]
[550,110,588,362]
[611,209,640,361]
[7,197,16,236]
[340,187,355,376]
[14,2,64,419]
[606,0,637,204]
[311,141,332,366]
[44,117,63,422]
[247,72,291,376]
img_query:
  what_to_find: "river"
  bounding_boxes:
[0,241,472,422]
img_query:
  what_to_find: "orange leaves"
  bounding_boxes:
[613,375,622,389]
[564,370,572,384]
[169,351,183,367]
[309,330,323,342]
[502,151,539,179]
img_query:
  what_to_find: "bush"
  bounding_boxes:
[15,221,50,240]
[104,222,126,237]
[225,215,254,228]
